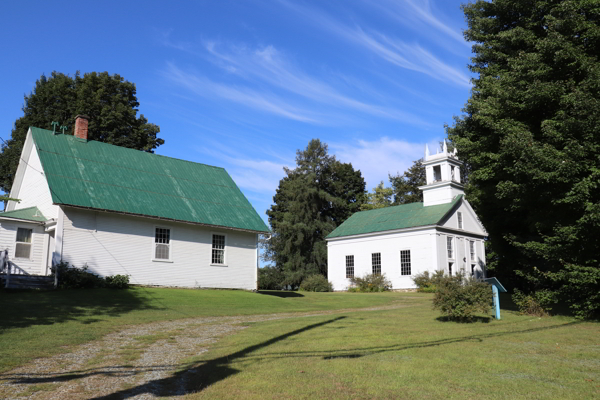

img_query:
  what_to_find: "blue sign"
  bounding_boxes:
[483,277,506,319]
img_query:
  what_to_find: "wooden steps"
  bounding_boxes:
[1,274,55,290]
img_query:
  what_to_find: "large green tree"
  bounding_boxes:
[448,0,600,317]
[389,159,426,205]
[0,71,164,193]
[265,139,365,286]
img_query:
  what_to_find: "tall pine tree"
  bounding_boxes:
[265,139,365,286]
[448,0,600,317]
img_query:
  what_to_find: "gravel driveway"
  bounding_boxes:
[0,302,406,399]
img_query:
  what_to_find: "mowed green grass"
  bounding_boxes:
[176,298,599,400]
[0,287,398,372]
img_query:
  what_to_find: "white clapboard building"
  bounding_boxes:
[0,116,269,289]
[326,142,487,291]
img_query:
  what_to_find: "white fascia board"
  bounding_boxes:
[418,180,465,191]
[0,216,45,225]
[326,224,438,242]
[435,226,487,239]
[7,128,34,211]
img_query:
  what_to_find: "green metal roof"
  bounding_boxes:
[30,127,269,233]
[326,195,462,239]
[0,206,47,222]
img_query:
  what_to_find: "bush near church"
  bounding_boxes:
[349,273,392,292]
[432,273,492,321]
[299,274,333,292]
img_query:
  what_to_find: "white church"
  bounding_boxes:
[326,142,487,291]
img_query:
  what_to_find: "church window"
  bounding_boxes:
[346,255,354,278]
[372,253,381,275]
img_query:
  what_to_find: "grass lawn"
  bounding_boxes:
[174,297,599,399]
[1,288,598,399]
[0,286,399,373]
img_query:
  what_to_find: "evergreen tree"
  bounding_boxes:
[0,71,164,193]
[389,159,425,205]
[448,0,600,317]
[265,139,365,286]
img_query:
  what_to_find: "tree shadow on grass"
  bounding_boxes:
[257,290,304,298]
[436,316,491,323]
[0,288,160,331]
[2,316,581,399]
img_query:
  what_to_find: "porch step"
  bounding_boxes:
[0,274,55,290]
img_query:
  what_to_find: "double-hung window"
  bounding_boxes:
[345,255,354,278]
[400,250,411,276]
[15,228,32,259]
[154,228,171,260]
[372,252,381,275]
[212,234,226,265]
[447,236,454,259]
[470,240,476,277]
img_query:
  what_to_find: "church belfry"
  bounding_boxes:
[419,141,465,206]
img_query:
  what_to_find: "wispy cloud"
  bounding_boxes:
[331,137,435,189]
[204,42,431,125]
[276,0,471,88]
[162,62,318,123]
[373,0,469,48]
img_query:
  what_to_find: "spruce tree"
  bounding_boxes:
[265,139,365,286]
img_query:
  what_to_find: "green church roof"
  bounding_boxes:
[30,127,270,233]
[0,206,47,222]
[326,195,462,239]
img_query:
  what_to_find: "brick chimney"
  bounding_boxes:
[74,115,89,140]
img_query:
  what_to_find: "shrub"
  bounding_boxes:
[349,273,392,292]
[299,274,333,292]
[52,262,105,289]
[432,273,492,321]
[512,289,555,317]
[52,262,129,289]
[258,266,285,290]
[412,270,445,293]
[105,274,130,289]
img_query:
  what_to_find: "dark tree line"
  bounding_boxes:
[448,0,600,318]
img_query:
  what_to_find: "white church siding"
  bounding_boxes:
[327,228,437,291]
[7,133,59,219]
[61,207,259,290]
[0,221,46,275]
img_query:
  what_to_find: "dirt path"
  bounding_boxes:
[0,301,409,399]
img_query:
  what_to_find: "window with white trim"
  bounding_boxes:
[154,228,170,260]
[372,252,381,275]
[400,250,411,276]
[15,228,32,259]
[448,262,453,276]
[447,236,454,259]
[212,234,226,265]
[457,212,463,229]
[469,240,475,261]
[345,255,354,278]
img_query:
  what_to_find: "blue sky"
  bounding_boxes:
[1,0,473,226]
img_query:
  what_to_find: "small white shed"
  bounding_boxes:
[326,143,487,291]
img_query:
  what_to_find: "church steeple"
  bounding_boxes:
[418,141,464,206]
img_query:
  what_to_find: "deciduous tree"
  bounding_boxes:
[0,71,164,193]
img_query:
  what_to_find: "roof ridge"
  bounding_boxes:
[30,126,227,171]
